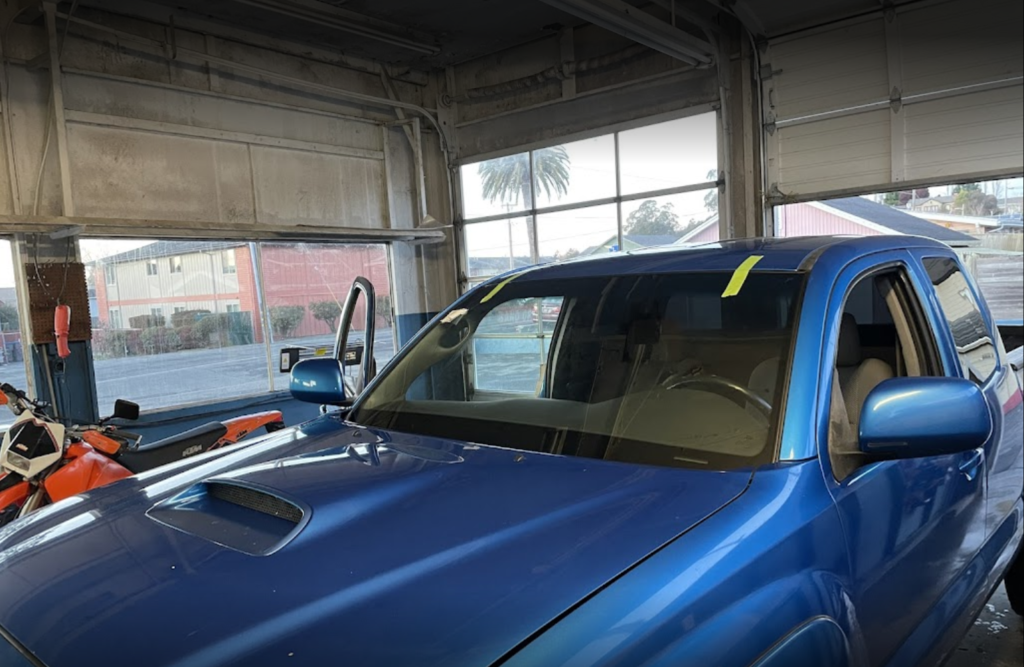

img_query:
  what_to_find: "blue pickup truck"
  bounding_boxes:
[0,235,1021,667]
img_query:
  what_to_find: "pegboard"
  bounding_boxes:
[24,263,92,344]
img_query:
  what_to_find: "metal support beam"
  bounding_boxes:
[538,0,714,66]
[0,39,23,215]
[0,215,447,243]
[44,3,75,216]
[63,110,385,161]
[226,0,439,55]
[718,20,764,239]
[412,119,429,222]
[559,28,577,99]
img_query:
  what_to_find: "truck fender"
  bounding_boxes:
[751,616,852,667]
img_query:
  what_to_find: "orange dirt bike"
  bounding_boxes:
[0,383,285,526]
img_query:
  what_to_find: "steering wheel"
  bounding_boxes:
[663,374,773,423]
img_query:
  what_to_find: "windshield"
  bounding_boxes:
[353,271,805,470]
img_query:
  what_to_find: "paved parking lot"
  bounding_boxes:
[0,329,395,419]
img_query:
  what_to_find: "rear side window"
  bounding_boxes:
[922,257,998,384]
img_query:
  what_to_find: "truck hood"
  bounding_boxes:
[0,420,750,667]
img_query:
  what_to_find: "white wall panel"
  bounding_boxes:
[904,85,1024,182]
[899,0,1022,95]
[764,0,1023,202]
[771,110,891,197]
[67,124,256,223]
[63,71,383,154]
[768,19,888,121]
[250,147,385,228]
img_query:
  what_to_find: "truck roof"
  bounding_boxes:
[508,235,956,282]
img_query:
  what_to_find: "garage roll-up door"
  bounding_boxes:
[763,0,1023,203]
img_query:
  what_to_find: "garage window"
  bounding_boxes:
[0,239,29,428]
[81,239,395,412]
[459,111,720,287]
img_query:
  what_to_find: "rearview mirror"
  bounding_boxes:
[859,377,992,458]
[289,358,348,406]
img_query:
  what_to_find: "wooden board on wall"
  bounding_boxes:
[24,263,92,344]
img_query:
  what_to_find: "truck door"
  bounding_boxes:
[819,252,987,666]
[909,252,1024,543]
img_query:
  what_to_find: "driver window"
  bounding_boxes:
[829,268,937,481]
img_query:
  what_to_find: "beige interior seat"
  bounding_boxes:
[836,313,894,428]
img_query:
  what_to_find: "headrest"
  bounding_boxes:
[836,313,861,367]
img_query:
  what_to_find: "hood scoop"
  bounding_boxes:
[147,480,307,556]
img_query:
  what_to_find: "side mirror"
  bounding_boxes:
[289,358,349,406]
[111,399,140,421]
[859,377,992,457]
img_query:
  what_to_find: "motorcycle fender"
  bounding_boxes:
[218,410,285,446]
[43,444,133,504]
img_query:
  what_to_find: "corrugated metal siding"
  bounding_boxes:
[776,202,883,237]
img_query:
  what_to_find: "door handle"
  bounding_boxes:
[958,448,985,481]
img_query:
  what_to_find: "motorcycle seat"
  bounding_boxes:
[118,422,229,474]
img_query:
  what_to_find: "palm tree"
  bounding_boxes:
[478,146,571,252]
[704,169,719,212]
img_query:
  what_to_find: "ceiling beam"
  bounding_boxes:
[76,0,430,85]
[225,0,440,55]
[538,0,714,65]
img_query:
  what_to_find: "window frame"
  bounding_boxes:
[457,110,721,291]
[145,259,158,276]
[222,250,238,275]
[169,256,183,274]
[821,260,942,481]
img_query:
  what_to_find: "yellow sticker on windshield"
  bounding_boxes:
[480,274,520,304]
[721,255,764,298]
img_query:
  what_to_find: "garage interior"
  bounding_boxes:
[0,0,1021,664]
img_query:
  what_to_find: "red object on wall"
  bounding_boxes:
[54,305,71,358]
